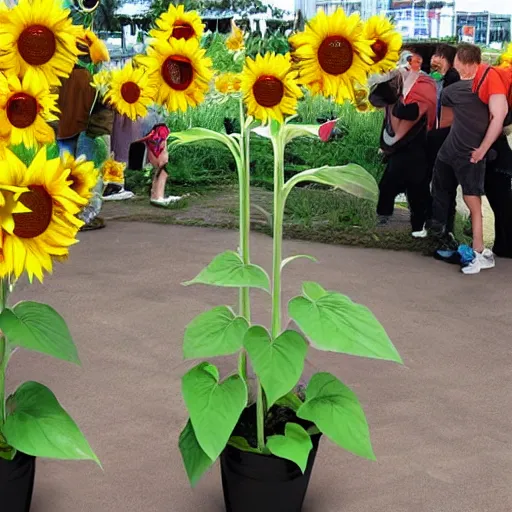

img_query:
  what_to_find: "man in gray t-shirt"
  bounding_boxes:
[437,79,489,170]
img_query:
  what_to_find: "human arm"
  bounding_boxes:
[470,93,508,163]
[392,101,419,121]
[439,106,453,128]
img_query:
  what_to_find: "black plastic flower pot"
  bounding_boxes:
[221,434,321,512]
[0,451,36,512]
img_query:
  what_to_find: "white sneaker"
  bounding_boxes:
[461,248,495,275]
[412,229,428,238]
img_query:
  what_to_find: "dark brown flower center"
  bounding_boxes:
[120,81,141,104]
[6,92,38,129]
[172,22,195,40]
[252,75,284,108]
[13,186,53,239]
[371,39,388,63]
[162,56,193,91]
[82,0,100,10]
[317,36,354,75]
[17,25,56,66]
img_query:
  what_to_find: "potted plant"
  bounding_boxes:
[164,7,404,511]
[0,0,103,508]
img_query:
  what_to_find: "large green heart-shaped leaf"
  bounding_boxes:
[183,251,270,292]
[244,326,308,407]
[267,422,313,473]
[179,420,214,487]
[289,282,402,363]
[297,372,374,460]
[284,164,378,202]
[182,362,247,461]
[3,381,99,464]
[184,306,249,359]
[0,302,80,364]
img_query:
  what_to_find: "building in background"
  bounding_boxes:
[455,11,511,45]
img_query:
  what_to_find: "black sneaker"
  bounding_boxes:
[377,215,391,227]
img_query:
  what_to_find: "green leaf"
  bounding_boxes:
[244,327,308,407]
[0,302,80,364]
[46,143,60,160]
[275,391,303,412]
[297,372,374,460]
[284,164,378,202]
[171,128,240,160]
[184,306,249,359]
[281,255,317,271]
[179,420,214,487]
[283,124,321,145]
[3,381,99,464]
[267,423,313,472]
[289,282,402,363]
[182,362,247,461]
[184,251,270,292]
[228,436,260,454]
[8,144,37,167]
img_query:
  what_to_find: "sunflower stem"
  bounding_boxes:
[0,278,9,427]
[237,98,251,383]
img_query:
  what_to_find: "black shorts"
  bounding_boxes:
[436,158,486,197]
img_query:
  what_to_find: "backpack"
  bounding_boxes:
[475,65,512,127]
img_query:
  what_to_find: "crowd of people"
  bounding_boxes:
[370,42,512,275]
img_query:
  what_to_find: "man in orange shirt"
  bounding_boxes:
[473,63,512,258]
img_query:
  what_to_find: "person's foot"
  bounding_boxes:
[377,215,391,227]
[150,195,188,207]
[461,248,495,275]
[412,228,427,238]
[79,217,106,231]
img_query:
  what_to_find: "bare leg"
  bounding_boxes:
[151,166,168,200]
[464,195,484,252]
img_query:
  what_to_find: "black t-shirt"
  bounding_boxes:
[438,79,489,167]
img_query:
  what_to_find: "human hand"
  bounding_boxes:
[470,147,486,164]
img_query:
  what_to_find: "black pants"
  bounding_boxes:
[426,127,451,223]
[377,144,431,231]
[431,159,458,234]
[485,168,512,257]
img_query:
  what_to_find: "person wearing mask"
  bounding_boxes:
[427,44,460,230]
[370,50,437,237]
[431,43,509,274]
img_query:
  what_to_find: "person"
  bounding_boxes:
[472,60,512,258]
[370,50,437,237]
[427,44,460,229]
[431,43,509,274]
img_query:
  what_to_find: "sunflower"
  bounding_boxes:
[0,72,59,148]
[104,61,158,121]
[102,157,125,184]
[91,68,112,97]
[80,29,110,65]
[150,4,204,43]
[215,72,241,94]
[61,152,98,204]
[499,43,512,68]
[0,147,86,282]
[226,20,244,52]
[363,15,402,74]
[0,0,83,87]
[289,8,374,103]
[240,52,303,124]
[137,37,213,112]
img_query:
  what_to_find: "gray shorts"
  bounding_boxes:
[436,158,486,197]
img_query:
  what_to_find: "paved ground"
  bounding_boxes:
[8,222,512,512]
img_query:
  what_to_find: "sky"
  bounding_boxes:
[267,0,512,15]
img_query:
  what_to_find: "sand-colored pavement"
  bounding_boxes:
[7,222,512,512]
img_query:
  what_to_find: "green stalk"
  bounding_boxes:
[255,124,286,453]
[237,99,251,382]
[271,132,285,338]
[0,278,9,426]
